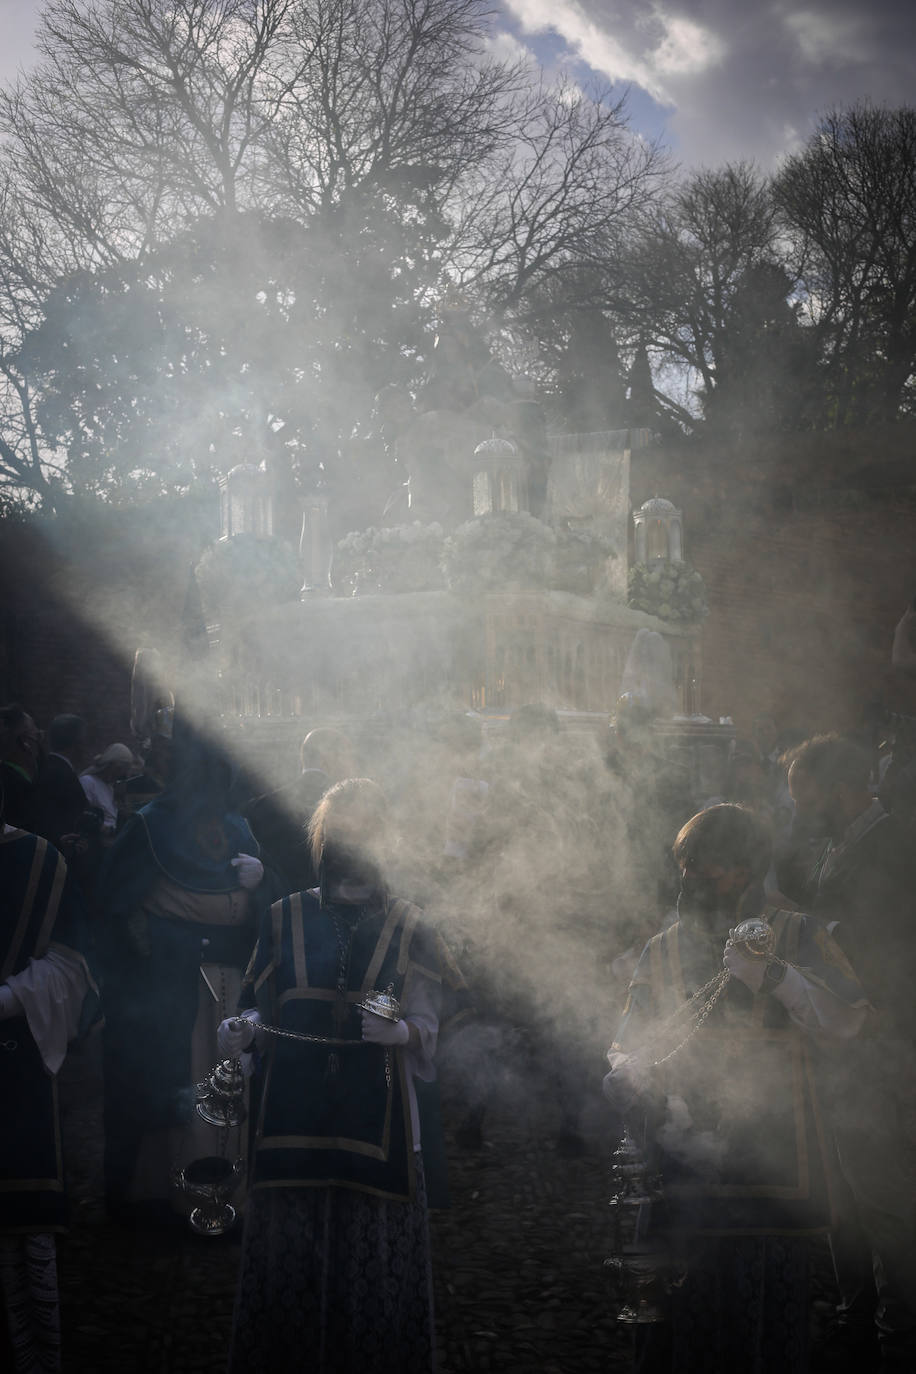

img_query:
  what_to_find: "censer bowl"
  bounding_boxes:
[173,1155,244,1237]
[729,916,774,958]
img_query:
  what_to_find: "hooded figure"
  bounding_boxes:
[98,718,273,1224]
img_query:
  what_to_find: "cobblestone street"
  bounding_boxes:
[55,1031,631,1374]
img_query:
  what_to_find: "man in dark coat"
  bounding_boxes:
[33,715,91,851]
[786,733,916,1368]
[0,779,94,1372]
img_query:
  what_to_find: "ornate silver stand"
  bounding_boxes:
[172,1156,245,1237]
[605,1131,672,1326]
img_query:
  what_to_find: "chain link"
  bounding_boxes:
[251,1017,393,1088]
[626,967,733,1072]
[253,1021,370,1047]
[646,969,731,1067]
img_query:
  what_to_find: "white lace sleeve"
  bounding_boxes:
[1,948,91,1074]
[773,964,867,1040]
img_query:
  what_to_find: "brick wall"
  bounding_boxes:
[632,424,916,739]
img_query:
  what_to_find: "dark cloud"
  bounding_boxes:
[501,0,916,166]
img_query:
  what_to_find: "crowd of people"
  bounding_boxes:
[2,667,916,1373]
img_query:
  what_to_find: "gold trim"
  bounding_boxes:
[361,900,401,994]
[253,958,276,996]
[53,1076,63,1186]
[404,959,442,985]
[396,901,420,975]
[256,1047,396,1162]
[2,837,50,980]
[33,852,66,960]
[251,1176,414,1202]
[442,1006,474,1030]
[259,1134,388,1161]
[781,910,802,965]
[270,898,285,967]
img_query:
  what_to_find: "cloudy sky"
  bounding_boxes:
[0,0,913,168]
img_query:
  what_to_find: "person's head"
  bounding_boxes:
[87,743,138,785]
[673,803,771,917]
[308,777,389,896]
[299,727,354,782]
[48,714,87,763]
[0,703,42,779]
[786,734,873,838]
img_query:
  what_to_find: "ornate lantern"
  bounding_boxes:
[605,1131,672,1326]
[472,435,527,516]
[633,497,683,564]
[218,463,273,540]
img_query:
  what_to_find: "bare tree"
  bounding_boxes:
[774,103,916,426]
[454,79,665,320]
[600,162,813,432]
[0,0,665,508]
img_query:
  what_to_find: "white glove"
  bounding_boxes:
[231,853,264,891]
[723,941,767,993]
[217,1011,260,1057]
[361,1011,410,1047]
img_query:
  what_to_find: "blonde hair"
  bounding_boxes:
[308,777,389,872]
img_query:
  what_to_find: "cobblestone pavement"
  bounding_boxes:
[55,1033,838,1373]
[55,1032,632,1374]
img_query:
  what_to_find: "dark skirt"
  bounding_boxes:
[228,1155,435,1374]
[635,1235,810,1374]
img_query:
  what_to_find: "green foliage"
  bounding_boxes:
[195,534,301,616]
[440,512,557,595]
[19,209,433,502]
[333,522,446,595]
[627,560,708,623]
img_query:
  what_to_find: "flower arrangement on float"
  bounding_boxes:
[440,512,556,595]
[195,533,301,614]
[627,559,709,623]
[333,521,445,595]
